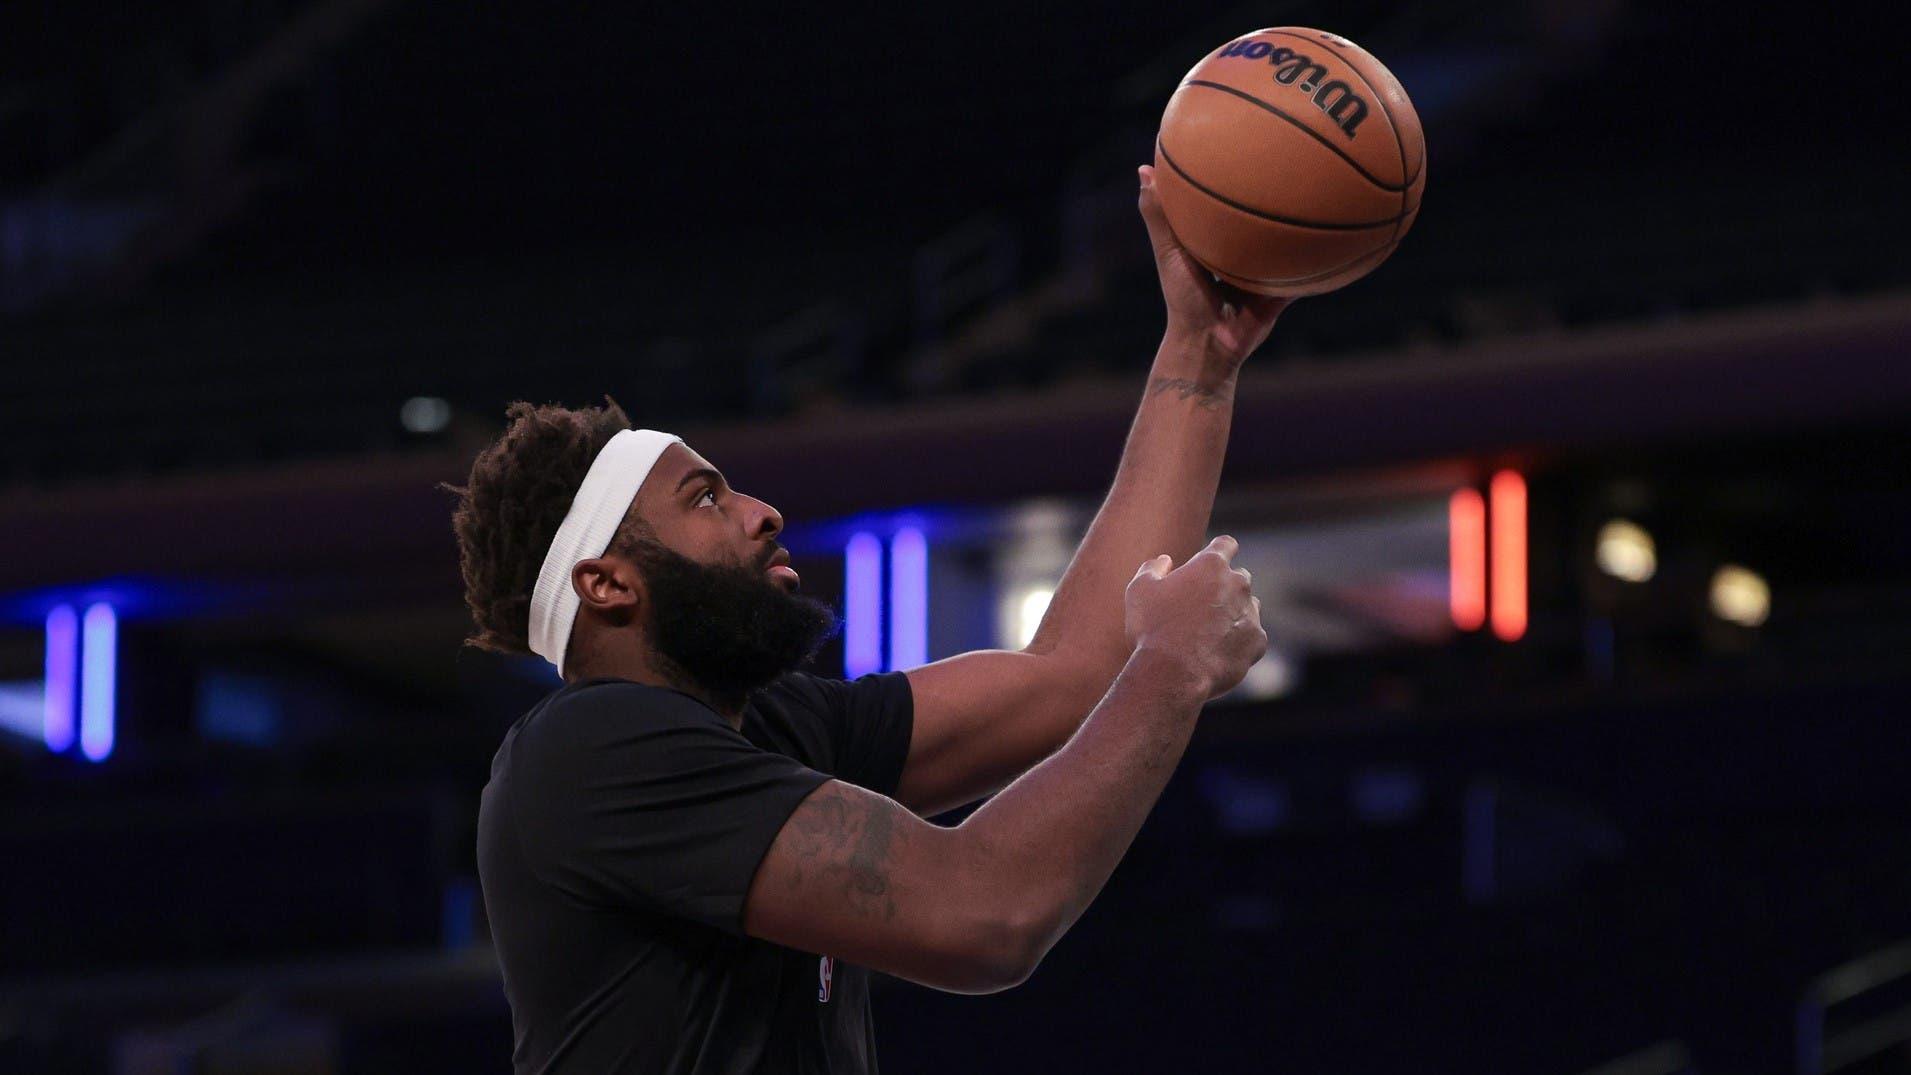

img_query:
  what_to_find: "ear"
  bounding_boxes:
[571,554,644,619]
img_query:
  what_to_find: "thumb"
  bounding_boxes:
[1134,553,1173,580]
[1136,165,1178,260]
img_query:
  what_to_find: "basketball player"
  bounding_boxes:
[454,166,1285,1073]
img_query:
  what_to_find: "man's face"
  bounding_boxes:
[632,443,805,591]
[618,444,838,697]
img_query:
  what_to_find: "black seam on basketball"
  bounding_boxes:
[1214,235,1398,287]
[1156,140,1409,232]
[1214,252,1382,289]
[1281,30,1412,243]
[1179,80,1408,193]
[1265,30,1423,188]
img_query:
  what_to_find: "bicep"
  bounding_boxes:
[743,779,1022,994]
[896,650,1105,817]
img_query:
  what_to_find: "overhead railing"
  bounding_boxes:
[3,0,395,314]
[1796,938,1911,1074]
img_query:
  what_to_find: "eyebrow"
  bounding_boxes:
[674,467,726,495]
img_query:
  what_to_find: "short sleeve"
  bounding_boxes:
[510,683,831,934]
[756,670,915,797]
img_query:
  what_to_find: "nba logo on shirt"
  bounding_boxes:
[818,956,835,1003]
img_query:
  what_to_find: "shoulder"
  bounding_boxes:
[753,669,913,719]
[746,670,915,791]
[750,670,837,716]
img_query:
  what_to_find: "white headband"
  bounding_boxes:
[529,428,683,673]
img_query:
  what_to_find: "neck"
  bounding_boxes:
[565,633,746,728]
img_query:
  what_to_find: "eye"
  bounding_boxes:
[696,487,718,508]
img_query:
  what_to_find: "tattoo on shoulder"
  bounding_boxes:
[785,784,902,921]
[1149,376,1231,411]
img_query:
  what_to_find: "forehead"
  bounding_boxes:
[634,442,718,509]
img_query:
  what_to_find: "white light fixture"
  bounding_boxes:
[400,396,453,434]
[1006,586,1055,650]
[1709,564,1770,627]
[1595,519,1657,583]
[1233,648,1297,700]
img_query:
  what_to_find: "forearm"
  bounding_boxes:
[746,545,1254,993]
[1025,332,1238,677]
[953,647,1207,963]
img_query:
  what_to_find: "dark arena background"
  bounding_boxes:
[4,1,1909,1072]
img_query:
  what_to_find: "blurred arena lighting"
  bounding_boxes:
[1709,564,1771,627]
[887,528,928,671]
[194,672,285,748]
[399,395,453,434]
[1006,585,1054,650]
[80,602,117,761]
[1595,519,1657,583]
[1448,488,1487,631]
[1489,470,1528,642]
[0,682,45,742]
[994,501,1076,650]
[43,603,78,753]
[844,532,883,678]
[1232,646,1298,701]
[1196,766,1291,835]
[443,877,481,949]
[1350,766,1426,824]
[0,576,241,628]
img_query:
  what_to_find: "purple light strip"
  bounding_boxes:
[888,528,927,672]
[80,603,116,762]
[844,532,883,679]
[43,605,78,753]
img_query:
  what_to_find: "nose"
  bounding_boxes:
[745,493,783,541]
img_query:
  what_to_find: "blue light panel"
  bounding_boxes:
[80,602,116,762]
[844,532,883,679]
[43,605,78,754]
[887,528,928,672]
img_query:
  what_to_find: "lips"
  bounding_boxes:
[764,549,799,588]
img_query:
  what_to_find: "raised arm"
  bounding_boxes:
[745,537,1265,992]
[1023,168,1286,674]
[895,165,1288,816]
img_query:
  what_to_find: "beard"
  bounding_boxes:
[624,538,840,703]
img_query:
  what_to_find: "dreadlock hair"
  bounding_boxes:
[446,399,642,655]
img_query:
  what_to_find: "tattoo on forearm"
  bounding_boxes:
[786,786,901,920]
[1148,375,1231,411]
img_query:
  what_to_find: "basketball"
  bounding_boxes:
[1153,27,1426,297]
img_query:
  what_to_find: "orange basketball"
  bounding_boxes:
[1153,27,1426,297]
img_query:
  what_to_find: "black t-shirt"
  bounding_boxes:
[477,670,915,1075]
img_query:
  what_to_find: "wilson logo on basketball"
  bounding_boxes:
[1216,40,1370,138]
